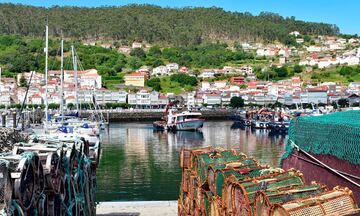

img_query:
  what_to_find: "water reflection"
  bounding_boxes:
[96,121,285,202]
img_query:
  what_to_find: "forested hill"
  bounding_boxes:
[0,3,339,45]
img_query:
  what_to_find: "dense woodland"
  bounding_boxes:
[1,3,357,91]
[0,35,256,77]
[0,4,339,45]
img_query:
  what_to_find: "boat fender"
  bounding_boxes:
[259,123,264,128]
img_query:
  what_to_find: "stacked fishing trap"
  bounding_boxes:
[0,130,99,216]
[178,147,360,216]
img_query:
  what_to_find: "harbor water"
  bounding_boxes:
[96,120,286,202]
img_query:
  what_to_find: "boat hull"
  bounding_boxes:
[153,121,167,130]
[281,150,360,204]
[175,120,204,131]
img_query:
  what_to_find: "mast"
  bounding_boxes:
[44,24,49,132]
[60,39,64,122]
[71,45,79,113]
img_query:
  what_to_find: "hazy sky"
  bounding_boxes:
[1,0,358,35]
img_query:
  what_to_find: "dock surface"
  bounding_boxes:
[96,201,178,216]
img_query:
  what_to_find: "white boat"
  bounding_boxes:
[166,110,204,131]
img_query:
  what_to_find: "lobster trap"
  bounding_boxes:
[178,147,359,216]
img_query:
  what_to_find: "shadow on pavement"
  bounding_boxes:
[97,213,140,216]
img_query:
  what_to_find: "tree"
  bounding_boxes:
[239,84,247,89]
[19,75,28,87]
[339,66,353,76]
[331,101,338,109]
[0,5,339,46]
[67,103,74,109]
[127,57,143,70]
[48,103,59,109]
[230,96,244,108]
[148,46,162,57]
[338,98,349,108]
[170,74,197,86]
[150,59,164,68]
[274,66,288,77]
[130,48,146,59]
[146,78,162,91]
[293,65,303,73]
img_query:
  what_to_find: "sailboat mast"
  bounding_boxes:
[60,39,64,122]
[44,24,49,132]
[71,45,79,113]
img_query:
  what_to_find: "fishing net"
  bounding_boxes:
[0,160,11,212]
[282,110,360,165]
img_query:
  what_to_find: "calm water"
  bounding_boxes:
[96,121,286,202]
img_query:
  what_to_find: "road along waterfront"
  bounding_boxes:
[96,120,286,202]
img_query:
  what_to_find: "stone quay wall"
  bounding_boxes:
[80,110,235,122]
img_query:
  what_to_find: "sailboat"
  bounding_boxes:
[28,24,101,163]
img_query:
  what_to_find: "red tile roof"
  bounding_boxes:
[125,72,145,77]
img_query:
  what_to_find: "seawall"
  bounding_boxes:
[80,110,235,122]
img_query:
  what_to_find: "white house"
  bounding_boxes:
[300,92,309,104]
[136,90,151,108]
[152,66,169,76]
[307,88,328,104]
[213,81,227,89]
[31,94,43,105]
[239,66,253,75]
[117,91,128,104]
[187,92,196,107]
[132,42,142,49]
[166,63,179,71]
[127,93,137,105]
[307,46,322,52]
[203,93,221,105]
[296,38,304,44]
[0,93,11,105]
[339,56,359,66]
[199,70,215,78]
[201,82,211,91]
[289,31,300,37]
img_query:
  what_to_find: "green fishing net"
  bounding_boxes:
[282,110,360,165]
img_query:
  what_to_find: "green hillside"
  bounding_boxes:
[0,4,339,45]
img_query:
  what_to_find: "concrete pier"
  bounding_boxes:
[96,201,177,216]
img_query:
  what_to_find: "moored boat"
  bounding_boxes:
[167,110,204,131]
[153,99,205,131]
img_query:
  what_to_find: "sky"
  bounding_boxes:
[1,0,359,35]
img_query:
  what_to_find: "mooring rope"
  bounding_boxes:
[288,140,360,189]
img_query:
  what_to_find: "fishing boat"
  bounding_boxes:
[281,111,360,204]
[153,98,205,131]
[166,110,204,131]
